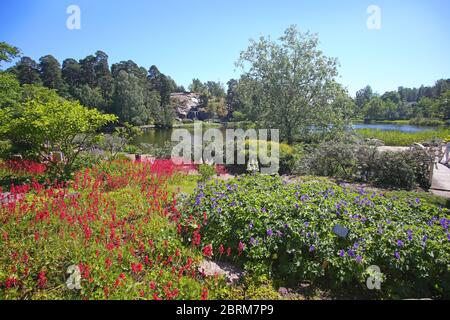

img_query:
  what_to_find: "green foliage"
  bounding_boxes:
[113,70,151,125]
[231,111,245,121]
[0,42,20,67]
[198,164,216,181]
[297,136,433,190]
[357,80,450,122]
[0,72,21,108]
[0,86,117,177]
[246,140,295,175]
[9,57,41,85]
[39,55,65,92]
[372,150,431,190]
[236,26,351,144]
[181,175,450,298]
[99,123,143,160]
[409,118,446,126]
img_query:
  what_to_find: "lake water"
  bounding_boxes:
[134,123,439,147]
[352,123,436,133]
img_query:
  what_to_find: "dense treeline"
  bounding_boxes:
[5,50,181,127]
[354,80,450,122]
[2,44,232,126]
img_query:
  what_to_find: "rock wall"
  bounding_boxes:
[170,92,206,120]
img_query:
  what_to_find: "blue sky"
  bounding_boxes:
[1,0,449,95]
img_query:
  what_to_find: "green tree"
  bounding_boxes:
[189,78,208,95]
[94,51,114,111]
[10,57,41,85]
[113,70,149,125]
[39,55,64,91]
[62,58,82,88]
[226,79,243,119]
[72,84,104,109]
[435,90,450,120]
[0,42,20,68]
[236,26,344,144]
[355,85,373,112]
[364,97,386,121]
[79,55,97,87]
[206,81,225,98]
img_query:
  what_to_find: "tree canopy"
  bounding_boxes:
[236,25,352,143]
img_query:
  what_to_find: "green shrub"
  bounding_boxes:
[230,139,295,175]
[198,164,216,181]
[372,149,431,190]
[298,137,432,190]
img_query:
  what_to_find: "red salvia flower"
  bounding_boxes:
[202,244,213,258]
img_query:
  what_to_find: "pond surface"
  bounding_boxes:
[353,123,437,133]
[134,123,439,146]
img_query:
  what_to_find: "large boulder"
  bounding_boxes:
[170,92,203,120]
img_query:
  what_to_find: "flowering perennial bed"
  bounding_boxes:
[181,175,450,298]
[0,160,225,300]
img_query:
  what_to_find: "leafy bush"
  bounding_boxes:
[180,175,450,298]
[372,149,431,190]
[198,164,216,181]
[0,86,117,177]
[297,137,432,190]
[226,139,295,175]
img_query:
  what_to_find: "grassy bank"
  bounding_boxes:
[356,128,450,146]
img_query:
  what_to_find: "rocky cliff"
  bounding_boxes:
[170,92,208,120]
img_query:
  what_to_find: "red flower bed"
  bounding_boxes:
[2,160,47,175]
[0,160,225,300]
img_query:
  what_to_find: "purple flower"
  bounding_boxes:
[394,251,400,260]
[415,198,420,204]
[356,256,362,263]
[249,221,254,229]
[309,245,315,252]
[397,240,404,247]
[407,230,413,241]
[338,249,345,257]
[267,229,273,237]
[304,221,310,227]
[347,249,355,257]
[440,218,448,230]
[250,237,256,246]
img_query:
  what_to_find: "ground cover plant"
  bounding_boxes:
[180,174,450,299]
